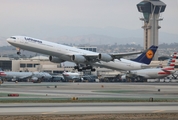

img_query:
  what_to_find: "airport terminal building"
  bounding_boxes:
[0,55,178,75]
[0,44,177,76]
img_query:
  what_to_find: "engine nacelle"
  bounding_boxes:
[98,53,113,62]
[71,55,86,63]
[49,56,65,63]
[31,77,38,81]
[11,76,17,82]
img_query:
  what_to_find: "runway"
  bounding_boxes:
[0,82,178,115]
[0,82,178,100]
[0,102,178,115]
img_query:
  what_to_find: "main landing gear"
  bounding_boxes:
[74,65,96,72]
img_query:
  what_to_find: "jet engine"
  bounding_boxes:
[11,76,17,82]
[71,55,86,63]
[98,53,113,62]
[49,56,65,63]
[31,77,38,81]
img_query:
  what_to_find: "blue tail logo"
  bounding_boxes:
[132,45,158,64]
[146,49,154,59]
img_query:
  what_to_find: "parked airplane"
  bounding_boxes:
[121,53,176,81]
[7,36,146,71]
[0,71,52,83]
[32,72,52,82]
[62,71,98,82]
[62,71,81,82]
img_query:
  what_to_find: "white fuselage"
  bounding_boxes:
[0,71,52,81]
[7,36,148,71]
[62,72,80,80]
[32,72,52,80]
[131,68,172,79]
[92,59,148,71]
[0,72,32,79]
[7,36,98,62]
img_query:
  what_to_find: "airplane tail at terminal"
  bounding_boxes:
[162,52,176,72]
[131,45,158,64]
[0,71,6,77]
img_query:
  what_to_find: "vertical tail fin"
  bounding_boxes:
[162,53,176,71]
[0,71,6,76]
[131,45,158,64]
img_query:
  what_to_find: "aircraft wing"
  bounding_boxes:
[162,68,175,73]
[70,50,143,63]
[83,55,99,62]
[173,71,178,75]
[121,70,148,80]
[127,71,148,78]
[136,74,149,78]
[108,50,143,59]
[18,75,32,79]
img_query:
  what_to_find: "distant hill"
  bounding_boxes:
[0,42,178,58]
[1,27,178,46]
[0,46,40,58]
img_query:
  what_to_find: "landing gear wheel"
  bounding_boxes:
[78,69,82,72]
[136,76,141,82]
[82,67,86,70]
[74,66,79,69]
[17,51,21,55]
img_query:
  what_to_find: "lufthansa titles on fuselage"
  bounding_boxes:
[24,37,42,44]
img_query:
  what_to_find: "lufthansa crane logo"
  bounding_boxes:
[146,50,154,59]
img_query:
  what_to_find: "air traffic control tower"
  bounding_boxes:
[137,0,166,60]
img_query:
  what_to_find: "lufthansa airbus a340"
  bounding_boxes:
[7,36,158,71]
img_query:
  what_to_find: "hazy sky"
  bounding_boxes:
[0,0,178,38]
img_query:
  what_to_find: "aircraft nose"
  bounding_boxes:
[6,38,13,43]
[7,36,17,44]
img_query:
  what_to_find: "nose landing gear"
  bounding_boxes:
[17,51,21,55]
[16,48,21,55]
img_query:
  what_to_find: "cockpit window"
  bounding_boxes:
[10,37,16,39]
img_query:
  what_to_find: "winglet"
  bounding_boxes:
[131,45,158,64]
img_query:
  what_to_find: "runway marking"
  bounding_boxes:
[41,111,58,114]
[152,110,165,113]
